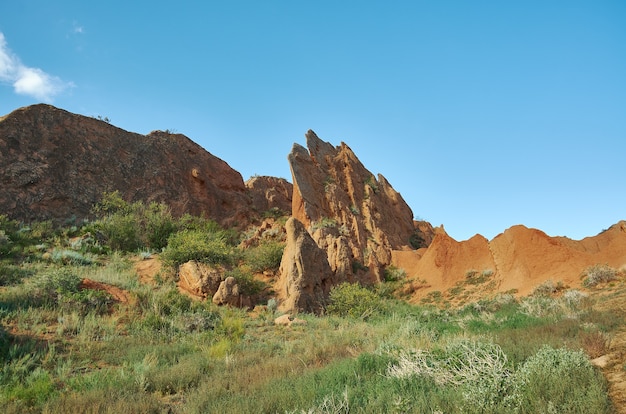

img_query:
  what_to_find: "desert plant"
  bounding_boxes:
[224,267,266,296]
[244,240,285,273]
[311,218,338,232]
[161,229,235,267]
[49,249,94,266]
[509,345,611,413]
[387,339,512,411]
[582,264,618,287]
[142,201,177,250]
[383,266,407,282]
[326,283,386,320]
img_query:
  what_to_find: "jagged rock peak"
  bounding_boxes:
[287,130,425,283]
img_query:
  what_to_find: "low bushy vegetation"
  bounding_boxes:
[582,264,619,287]
[0,198,622,413]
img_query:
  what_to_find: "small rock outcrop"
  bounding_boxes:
[0,104,252,227]
[245,175,293,217]
[287,130,424,283]
[274,314,307,327]
[177,261,224,300]
[277,217,333,314]
[212,276,242,306]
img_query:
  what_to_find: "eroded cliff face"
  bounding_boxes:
[0,104,288,227]
[287,130,425,286]
[393,221,626,301]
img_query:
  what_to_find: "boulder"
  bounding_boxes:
[274,314,307,327]
[277,217,333,314]
[178,261,224,299]
[212,276,243,307]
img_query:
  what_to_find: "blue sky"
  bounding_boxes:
[1,1,625,241]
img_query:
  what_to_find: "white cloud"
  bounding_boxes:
[0,32,72,102]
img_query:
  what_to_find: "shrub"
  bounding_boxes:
[91,192,179,251]
[30,268,112,314]
[224,267,265,296]
[142,202,177,250]
[244,241,285,273]
[49,249,94,266]
[582,264,618,287]
[383,266,406,282]
[387,339,512,411]
[32,268,82,304]
[94,212,142,252]
[510,345,611,412]
[326,283,385,320]
[531,279,566,297]
[161,230,235,267]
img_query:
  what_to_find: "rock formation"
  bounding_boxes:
[287,130,425,284]
[277,217,333,314]
[213,276,246,307]
[245,175,293,217]
[393,221,626,299]
[177,261,225,300]
[0,104,286,227]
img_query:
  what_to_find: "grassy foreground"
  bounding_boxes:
[0,204,624,413]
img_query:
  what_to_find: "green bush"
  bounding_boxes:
[30,268,112,314]
[224,267,266,296]
[142,202,177,250]
[326,283,386,320]
[383,265,406,282]
[244,241,285,273]
[94,212,142,252]
[91,192,179,251]
[510,345,611,413]
[161,230,235,267]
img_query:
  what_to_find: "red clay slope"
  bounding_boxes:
[392,221,626,298]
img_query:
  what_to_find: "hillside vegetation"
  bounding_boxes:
[1,197,625,413]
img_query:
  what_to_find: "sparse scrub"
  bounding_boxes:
[326,282,386,320]
[510,345,611,413]
[161,229,235,267]
[383,265,406,282]
[224,267,266,295]
[244,240,284,273]
[582,264,619,287]
[311,217,338,232]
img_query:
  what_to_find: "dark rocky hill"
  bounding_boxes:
[0,104,291,227]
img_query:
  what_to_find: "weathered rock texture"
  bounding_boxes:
[213,276,247,307]
[393,221,626,299]
[245,176,293,217]
[0,104,284,227]
[288,130,424,284]
[178,261,225,300]
[277,217,333,313]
